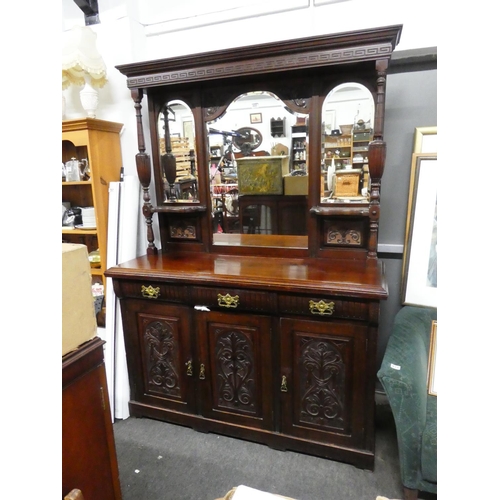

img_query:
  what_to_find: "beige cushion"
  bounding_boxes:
[216,486,296,500]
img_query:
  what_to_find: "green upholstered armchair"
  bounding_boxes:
[377,306,437,500]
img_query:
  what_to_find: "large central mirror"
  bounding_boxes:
[321,83,374,204]
[204,84,375,247]
[207,91,308,245]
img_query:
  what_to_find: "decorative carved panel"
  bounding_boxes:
[298,337,347,430]
[169,220,197,239]
[327,228,362,246]
[323,218,367,247]
[214,327,257,415]
[139,315,182,399]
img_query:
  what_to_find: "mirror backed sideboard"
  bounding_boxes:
[106,25,402,469]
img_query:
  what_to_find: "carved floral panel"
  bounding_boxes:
[298,337,347,430]
[140,315,182,399]
[213,327,257,415]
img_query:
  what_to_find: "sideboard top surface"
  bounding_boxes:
[106,253,388,299]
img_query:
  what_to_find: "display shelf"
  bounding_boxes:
[62,118,123,323]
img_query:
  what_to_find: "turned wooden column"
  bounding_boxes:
[367,59,389,259]
[132,88,158,254]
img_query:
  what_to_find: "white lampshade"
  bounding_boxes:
[62,25,107,90]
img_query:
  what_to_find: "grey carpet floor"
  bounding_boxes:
[112,402,413,500]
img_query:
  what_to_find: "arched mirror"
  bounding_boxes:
[207,91,308,242]
[321,83,374,204]
[157,100,198,203]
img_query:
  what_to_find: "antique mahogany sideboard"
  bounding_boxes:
[106,25,402,469]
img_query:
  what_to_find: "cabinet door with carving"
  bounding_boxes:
[120,300,197,414]
[196,311,274,431]
[280,317,368,449]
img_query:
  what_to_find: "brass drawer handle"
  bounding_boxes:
[141,285,160,299]
[217,293,239,308]
[199,363,206,380]
[309,299,335,316]
[280,375,288,393]
[186,360,193,377]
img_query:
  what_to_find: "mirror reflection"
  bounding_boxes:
[207,91,308,238]
[158,100,198,203]
[321,83,374,203]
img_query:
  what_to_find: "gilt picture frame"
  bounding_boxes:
[427,320,437,396]
[401,153,437,307]
[413,126,437,155]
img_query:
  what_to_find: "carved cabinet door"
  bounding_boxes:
[196,311,274,431]
[280,317,368,449]
[120,300,197,414]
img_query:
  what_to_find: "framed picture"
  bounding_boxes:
[427,320,437,396]
[413,126,437,154]
[183,119,194,146]
[250,113,262,124]
[401,153,437,307]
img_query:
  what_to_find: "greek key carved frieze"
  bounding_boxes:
[126,45,393,89]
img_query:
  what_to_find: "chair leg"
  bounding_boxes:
[403,487,418,500]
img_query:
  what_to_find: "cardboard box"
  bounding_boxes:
[283,174,308,195]
[237,156,289,195]
[62,243,97,356]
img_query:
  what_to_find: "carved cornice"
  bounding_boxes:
[117,26,402,90]
[123,43,394,89]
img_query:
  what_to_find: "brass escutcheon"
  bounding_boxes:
[217,293,239,308]
[199,363,206,380]
[186,360,193,377]
[280,375,288,392]
[141,285,160,299]
[309,299,335,316]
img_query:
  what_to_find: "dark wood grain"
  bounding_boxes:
[107,25,401,470]
[62,339,122,500]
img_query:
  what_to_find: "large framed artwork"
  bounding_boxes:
[401,152,437,307]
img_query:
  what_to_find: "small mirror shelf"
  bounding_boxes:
[321,83,374,204]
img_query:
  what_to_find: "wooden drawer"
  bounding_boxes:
[114,280,189,303]
[191,286,276,314]
[278,293,369,321]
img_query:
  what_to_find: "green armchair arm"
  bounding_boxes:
[377,306,437,489]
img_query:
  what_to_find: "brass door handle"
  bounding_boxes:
[199,363,206,380]
[217,293,239,308]
[309,299,334,316]
[186,360,193,377]
[280,375,288,392]
[141,285,160,299]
